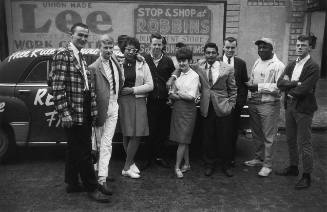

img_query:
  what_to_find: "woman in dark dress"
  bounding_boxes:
[119,37,153,179]
[169,47,200,178]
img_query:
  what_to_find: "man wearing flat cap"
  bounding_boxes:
[244,38,285,177]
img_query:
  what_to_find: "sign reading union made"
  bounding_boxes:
[135,5,211,56]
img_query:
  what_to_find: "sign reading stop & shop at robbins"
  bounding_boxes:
[135,5,212,56]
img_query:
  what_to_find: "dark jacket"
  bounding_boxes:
[277,57,320,114]
[144,53,175,100]
[88,56,124,126]
[219,56,248,108]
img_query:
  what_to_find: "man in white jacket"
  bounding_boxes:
[89,34,124,194]
[244,38,285,177]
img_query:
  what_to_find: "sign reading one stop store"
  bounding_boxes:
[135,5,211,56]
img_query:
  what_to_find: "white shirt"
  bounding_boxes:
[174,68,200,98]
[291,54,310,81]
[223,55,234,67]
[171,56,179,70]
[201,61,220,84]
[101,55,119,101]
[70,42,89,90]
[150,52,163,67]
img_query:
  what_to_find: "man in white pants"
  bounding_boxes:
[89,35,124,194]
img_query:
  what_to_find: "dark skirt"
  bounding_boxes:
[169,100,197,144]
[118,95,149,137]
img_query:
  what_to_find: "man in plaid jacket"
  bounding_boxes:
[51,23,109,203]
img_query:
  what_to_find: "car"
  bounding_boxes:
[0,48,99,162]
[0,48,250,162]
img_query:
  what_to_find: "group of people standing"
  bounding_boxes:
[50,22,319,203]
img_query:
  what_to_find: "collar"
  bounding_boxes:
[205,60,219,69]
[296,54,310,64]
[223,54,234,62]
[69,42,80,55]
[180,68,192,76]
[100,53,110,63]
[150,52,163,61]
[259,54,278,64]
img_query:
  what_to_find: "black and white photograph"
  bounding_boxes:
[0,0,326,211]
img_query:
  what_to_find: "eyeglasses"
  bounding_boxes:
[125,48,138,53]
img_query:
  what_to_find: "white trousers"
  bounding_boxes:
[97,100,119,181]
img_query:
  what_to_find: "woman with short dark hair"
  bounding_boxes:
[169,47,200,178]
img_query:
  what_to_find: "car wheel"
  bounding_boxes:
[0,128,14,163]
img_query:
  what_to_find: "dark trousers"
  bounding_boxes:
[145,98,171,161]
[285,101,314,173]
[202,102,233,168]
[64,91,97,192]
[230,106,242,161]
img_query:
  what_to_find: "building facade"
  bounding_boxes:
[1,0,326,76]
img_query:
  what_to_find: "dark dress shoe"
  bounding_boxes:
[275,166,299,176]
[66,184,85,193]
[155,158,170,168]
[222,166,234,177]
[88,189,110,203]
[98,183,113,195]
[295,174,311,189]
[106,176,115,182]
[204,167,214,176]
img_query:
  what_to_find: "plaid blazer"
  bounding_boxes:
[51,44,97,125]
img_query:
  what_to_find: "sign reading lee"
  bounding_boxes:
[135,5,211,56]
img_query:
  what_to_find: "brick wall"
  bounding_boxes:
[288,0,307,61]
[225,0,241,39]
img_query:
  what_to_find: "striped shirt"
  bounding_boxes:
[101,56,119,101]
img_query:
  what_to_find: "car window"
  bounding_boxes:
[24,60,48,83]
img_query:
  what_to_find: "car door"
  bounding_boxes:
[14,57,66,143]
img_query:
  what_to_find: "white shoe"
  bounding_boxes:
[180,164,191,173]
[130,163,140,174]
[258,167,272,177]
[122,168,140,179]
[175,168,183,178]
[244,159,263,167]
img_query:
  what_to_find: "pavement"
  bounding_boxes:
[279,78,327,130]
[0,131,326,211]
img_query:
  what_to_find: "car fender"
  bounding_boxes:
[0,96,30,143]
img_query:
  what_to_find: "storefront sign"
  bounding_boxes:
[6,0,225,56]
[135,5,211,56]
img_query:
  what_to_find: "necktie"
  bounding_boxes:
[208,64,213,86]
[228,57,231,64]
[108,59,116,94]
[78,51,89,90]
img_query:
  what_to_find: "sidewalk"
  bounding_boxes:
[279,78,327,130]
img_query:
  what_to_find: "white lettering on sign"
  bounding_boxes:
[34,89,54,106]
[45,110,61,127]
[0,102,5,112]
[8,48,98,62]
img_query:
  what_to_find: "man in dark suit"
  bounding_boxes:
[51,23,109,203]
[142,33,175,170]
[276,35,320,189]
[220,37,248,166]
